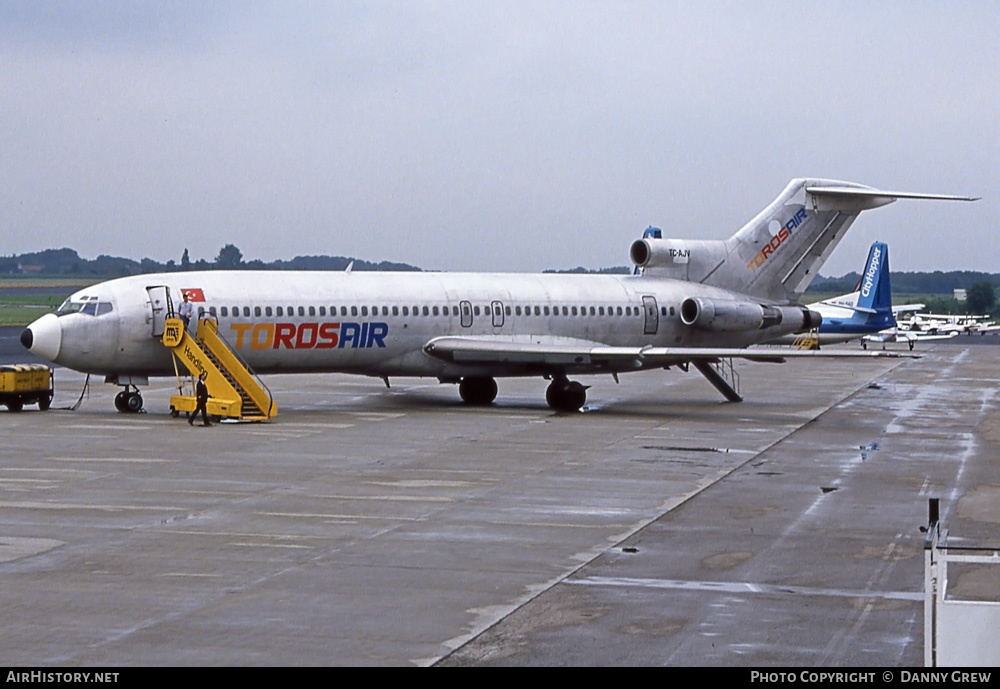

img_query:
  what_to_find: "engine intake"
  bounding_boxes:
[630,238,691,268]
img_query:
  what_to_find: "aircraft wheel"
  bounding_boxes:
[546,380,587,411]
[124,391,143,413]
[38,395,52,411]
[114,391,128,412]
[458,377,498,405]
[861,341,867,350]
[909,341,915,351]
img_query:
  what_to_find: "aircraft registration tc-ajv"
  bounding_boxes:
[21,178,978,413]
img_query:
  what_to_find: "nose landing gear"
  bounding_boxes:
[114,386,144,413]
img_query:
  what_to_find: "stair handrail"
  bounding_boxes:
[196,318,275,418]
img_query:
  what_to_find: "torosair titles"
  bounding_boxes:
[228,321,389,350]
[747,207,808,272]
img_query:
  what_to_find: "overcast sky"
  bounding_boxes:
[1,1,996,276]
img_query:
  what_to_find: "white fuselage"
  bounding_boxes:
[30,270,800,380]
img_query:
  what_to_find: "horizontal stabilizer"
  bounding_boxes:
[805,186,979,202]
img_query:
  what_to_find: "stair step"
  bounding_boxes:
[166,321,275,420]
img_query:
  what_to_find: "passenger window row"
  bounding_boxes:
[197,302,665,319]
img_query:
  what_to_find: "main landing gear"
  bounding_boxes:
[545,377,588,412]
[458,376,498,405]
[456,375,588,411]
[114,385,144,413]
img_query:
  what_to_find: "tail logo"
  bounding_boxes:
[860,246,882,298]
[747,208,808,272]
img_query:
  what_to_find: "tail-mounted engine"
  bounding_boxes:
[630,237,693,269]
[680,297,821,333]
[629,235,731,284]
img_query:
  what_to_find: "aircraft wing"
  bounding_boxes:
[901,331,960,342]
[423,336,915,368]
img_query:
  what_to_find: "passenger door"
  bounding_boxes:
[145,285,173,338]
[491,301,505,329]
[460,300,473,328]
[642,295,658,335]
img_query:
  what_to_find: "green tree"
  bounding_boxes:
[215,244,244,269]
[181,248,190,268]
[966,282,996,315]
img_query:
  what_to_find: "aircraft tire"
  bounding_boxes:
[546,380,587,411]
[545,385,564,410]
[459,377,497,405]
[114,391,127,412]
[124,391,143,413]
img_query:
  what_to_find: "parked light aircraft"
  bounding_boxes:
[862,327,958,350]
[905,313,1000,336]
[20,178,977,412]
[865,310,993,349]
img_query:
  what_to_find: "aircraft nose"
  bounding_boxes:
[22,313,62,362]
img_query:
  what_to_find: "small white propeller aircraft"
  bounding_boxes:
[903,313,1000,336]
[21,178,977,413]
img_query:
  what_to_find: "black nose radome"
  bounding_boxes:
[20,327,33,350]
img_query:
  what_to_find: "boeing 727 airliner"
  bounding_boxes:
[20,178,977,412]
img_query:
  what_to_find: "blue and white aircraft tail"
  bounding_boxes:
[817,241,897,334]
[768,241,922,347]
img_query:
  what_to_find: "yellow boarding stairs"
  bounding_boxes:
[161,317,276,421]
[792,331,821,350]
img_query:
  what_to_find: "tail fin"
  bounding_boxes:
[631,179,977,303]
[854,241,896,330]
[856,241,891,313]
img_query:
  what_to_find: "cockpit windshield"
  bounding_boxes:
[56,297,113,317]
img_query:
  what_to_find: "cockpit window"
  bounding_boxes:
[56,298,85,315]
[55,298,113,317]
